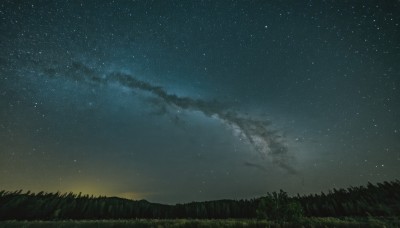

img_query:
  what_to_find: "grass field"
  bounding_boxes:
[0,217,399,228]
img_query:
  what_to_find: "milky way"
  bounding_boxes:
[41,60,296,174]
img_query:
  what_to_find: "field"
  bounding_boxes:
[0,217,399,228]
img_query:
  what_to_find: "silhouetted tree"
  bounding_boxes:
[1,180,400,220]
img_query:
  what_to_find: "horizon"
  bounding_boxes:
[1,179,397,205]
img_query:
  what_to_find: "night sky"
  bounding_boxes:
[1,1,400,204]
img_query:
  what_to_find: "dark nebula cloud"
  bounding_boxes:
[243,161,269,172]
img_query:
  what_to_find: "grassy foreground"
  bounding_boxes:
[0,217,399,228]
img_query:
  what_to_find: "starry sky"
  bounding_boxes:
[1,0,399,204]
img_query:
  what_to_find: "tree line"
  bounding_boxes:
[296,180,400,217]
[0,180,399,220]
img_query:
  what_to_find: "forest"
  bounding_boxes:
[1,180,400,221]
